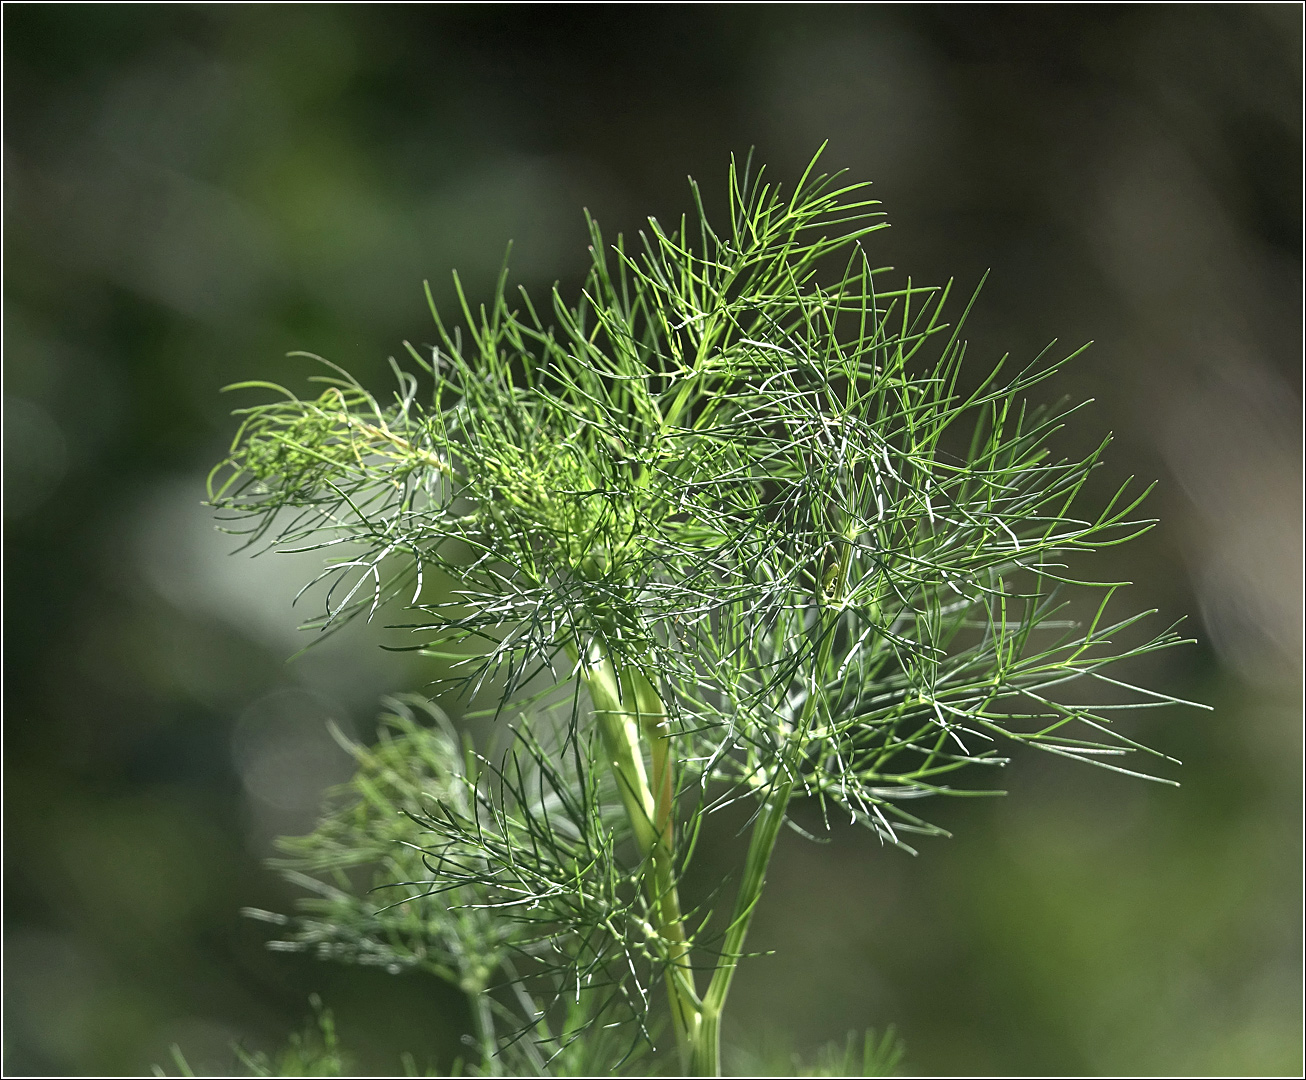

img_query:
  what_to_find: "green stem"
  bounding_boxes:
[688,564,842,1074]
[470,989,499,1076]
[690,1009,721,1077]
[582,654,701,1069]
[695,779,793,1076]
[584,631,800,1076]
[585,656,658,853]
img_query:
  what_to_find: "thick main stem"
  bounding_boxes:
[583,655,701,1068]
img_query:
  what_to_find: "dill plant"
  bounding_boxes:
[210,149,1199,1076]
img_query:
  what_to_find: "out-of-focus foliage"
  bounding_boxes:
[804,1029,906,1078]
[732,1027,907,1078]
[4,5,1300,1076]
[245,695,642,1077]
[159,996,351,1078]
[246,698,510,992]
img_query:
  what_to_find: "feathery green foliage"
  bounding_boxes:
[210,148,1199,1075]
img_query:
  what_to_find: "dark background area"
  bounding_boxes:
[4,5,1301,1075]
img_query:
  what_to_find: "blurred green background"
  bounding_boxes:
[4,5,1301,1076]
